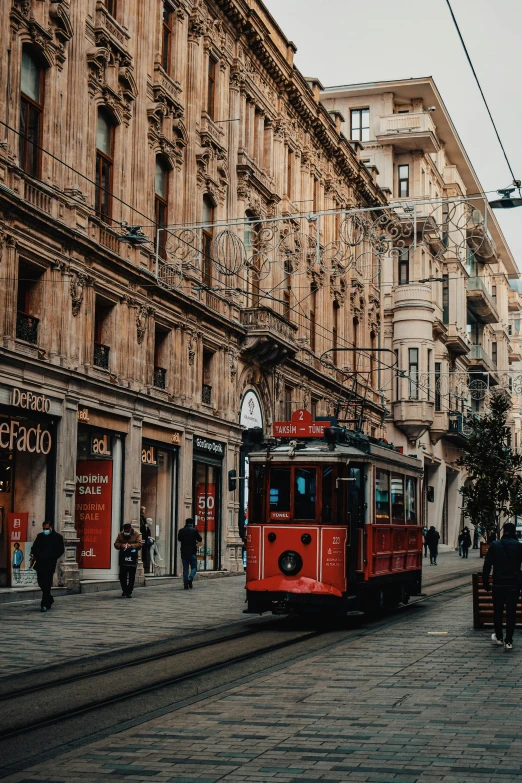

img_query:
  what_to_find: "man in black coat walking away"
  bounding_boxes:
[483,522,522,651]
[178,518,202,589]
[459,527,472,559]
[30,522,65,613]
[426,526,440,565]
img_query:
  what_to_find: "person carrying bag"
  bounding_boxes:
[114,522,143,598]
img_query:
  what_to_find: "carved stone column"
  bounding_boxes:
[184,12,205,225]
[56,397,81,592]
[1,234,17,348]
[125,413,144,585]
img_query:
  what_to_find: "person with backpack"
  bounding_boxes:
[483,521,522,651]
[114,522,143,598]
[425,526,440,565]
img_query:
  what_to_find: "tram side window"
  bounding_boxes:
[375,469,390,523]
[294,467,316,520]
[250,464,265,523]
[322,465,333,523]
[405,476,417,524]
[270,468,291,515]
[391,474,405,523]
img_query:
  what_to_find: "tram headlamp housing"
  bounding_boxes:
[278,550,303,576]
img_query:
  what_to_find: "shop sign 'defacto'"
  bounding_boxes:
[0,419,52,454]
[11,388,51,413]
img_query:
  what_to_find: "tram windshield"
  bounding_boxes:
[256,464,338,523]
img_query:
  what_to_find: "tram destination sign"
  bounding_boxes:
[273,409,329,438]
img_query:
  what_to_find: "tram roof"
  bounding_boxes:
[249,439,423,473]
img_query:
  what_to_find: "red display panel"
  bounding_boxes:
[273,409,329,438]
[7,512,28,543]
[245,524,262,582]
[75,460,113,569]
[320,527,347,593]
[195,483,216,532]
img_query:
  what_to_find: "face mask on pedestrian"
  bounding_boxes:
[124,531,131,537]
[43,529,51,536]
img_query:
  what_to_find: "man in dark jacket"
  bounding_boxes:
[426,526,440,565]
[114,523,143,598]
[459,527,472,559]
[30,522,65,612]
[178,518,202,589]
[483,522,522,650]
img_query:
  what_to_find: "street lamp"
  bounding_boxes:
[489,185,522,210]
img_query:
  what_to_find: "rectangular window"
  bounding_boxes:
[250,464,265,523]
[398,164,409,198]
[294,468,316,520]
[398,247,409,285]
[202,196,213,286]
[202,348,213,405]
[283,259,292,320]
[95,110,114,222]
[405,477,417,524]
[394,348,400,400]
[375,469,390,523]
[427,349,432,400]
[310,284,317,352]
[350,108,370,142]
[270,467,291,514]
[408,348,419,400]
[435,362,441,411]
[492,341,497,367]
[286,148,293,198]
[442,274,449,324]
[284,385,292,420]
[207,55,216,120]
[19,49,44,177]
[332,302,339,366]
[492,285,497,300]
[162,2,173,73]
[93,297,112,369]
[391,474,405,523]
[105,0,117,16]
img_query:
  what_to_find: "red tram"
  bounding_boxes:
[244,410,423,616]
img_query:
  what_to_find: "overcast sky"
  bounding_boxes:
[263,0,522,270]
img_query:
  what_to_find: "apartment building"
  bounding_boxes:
[322,77,521,547]
[0,0,386,590]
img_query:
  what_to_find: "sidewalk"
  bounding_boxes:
[0,551,480,681]
[4,564,521,783]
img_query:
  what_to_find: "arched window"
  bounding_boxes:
[155,157,169,258]
[202,195,214,287]
[95,108,114,222]
[19,47,44,177]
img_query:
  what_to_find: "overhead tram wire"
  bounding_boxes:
[0,122,501,417]
[445,0,521,192]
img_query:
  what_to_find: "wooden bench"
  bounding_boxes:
[472,573,522,628]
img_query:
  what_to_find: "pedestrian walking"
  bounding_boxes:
[426,525,440,565]
[139,506,152,574]
[473,525,481,549]
[483,521,522,651]
[178,517,202,589]
[459,527,472,559]
[12,542,24,584]
[30,522,65,612]
[422,525,429,558]
[114,522,143,598]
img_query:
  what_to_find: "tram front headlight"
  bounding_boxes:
[278,550,303,576]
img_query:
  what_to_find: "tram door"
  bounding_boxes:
[346,464,364,586]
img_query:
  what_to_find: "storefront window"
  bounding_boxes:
[193,461,221,571]
[141,443,175,576]
[0,411,55,587]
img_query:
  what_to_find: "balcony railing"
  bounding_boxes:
[153,366,167,389]
[377,112,439,152]
[16,312,39,344]
[469,344,492,368]
[202,384,212,405]
[93,342,110,370]
[466,277,499,324]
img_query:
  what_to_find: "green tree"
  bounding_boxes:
[457,391,522,539]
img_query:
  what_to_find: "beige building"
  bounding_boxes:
[322,77,521,548]
[0,0,387,590]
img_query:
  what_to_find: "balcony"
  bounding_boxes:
[430,411,449,445]
[445,412,470,445]
[466,277,499,324]
[468,344,494,373]
[509,342,522,362]
[93,342,110,370]
[392,399,435,441]
[445,324,470,357]
[466,210,497,262]
[240,307,298,366]
[376,112,440,153]
[153,366,167,390]
[16,312,39,345]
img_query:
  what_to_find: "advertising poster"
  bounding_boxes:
[75,460,113,569]
[195,483,216,532]
[7,512,37,585]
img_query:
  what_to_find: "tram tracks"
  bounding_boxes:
[0,573,472,778]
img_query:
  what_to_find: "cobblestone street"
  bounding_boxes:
[3,550,520,783]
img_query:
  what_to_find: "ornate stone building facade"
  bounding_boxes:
[322,77,521,549]
[0,0,386,589]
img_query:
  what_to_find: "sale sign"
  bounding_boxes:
[7,512,28,543]
[196,483,216,532]
[273,408,329,438]
[75,460,113,569]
